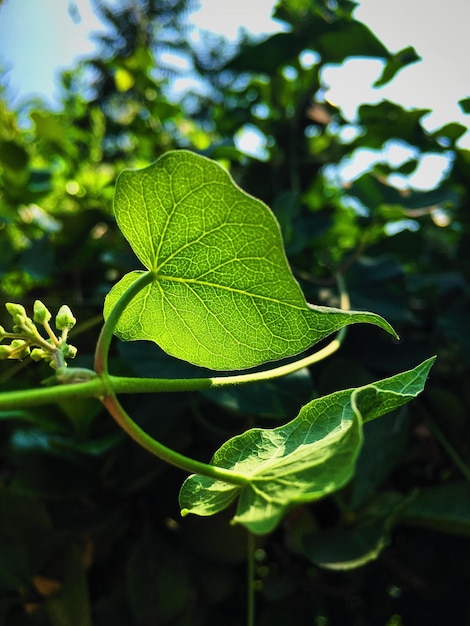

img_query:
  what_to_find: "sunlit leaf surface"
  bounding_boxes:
[104,151,396,370]
[179,358,435,534]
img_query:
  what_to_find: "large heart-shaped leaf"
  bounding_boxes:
[179,357,435,534]
[104,150,396,370]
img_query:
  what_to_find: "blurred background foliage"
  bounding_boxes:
[1,0,470,624]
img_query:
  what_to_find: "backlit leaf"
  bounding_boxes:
[179,357,435,534]
[104,151,396,370]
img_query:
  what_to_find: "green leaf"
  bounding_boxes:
[458,97,470,114]
[396,158,419,175]
[300,510,395,570]
[348,171,459,214]
[127,529,190,624]
[297,492,414,570]
[46,544,92,626]
[373,46,421,88]
[0,140,28,170]
[349,409,410,509]
[179,357,435,534]
[352,101,434,151]
[226,12,390,73]
[31,111,75,153]
[432,122,467,145]
[104,151,396,370]
[402,482,470,536]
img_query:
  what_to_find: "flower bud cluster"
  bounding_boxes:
[0,300,78,369]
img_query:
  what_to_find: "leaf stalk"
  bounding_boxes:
[102,389,250,485]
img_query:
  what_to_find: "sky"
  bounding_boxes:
[327,0,470,134]
[0,0,469,188]
[0,0,281,105]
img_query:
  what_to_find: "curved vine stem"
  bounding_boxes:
[101,390,250,484]
[94,272,349,384]
[0,275,349,418]
[106,327,346,394]
[94,270,156,375]
[0,272,350,485]
[92,272,349,392]
[87,271,350,486]
[93,270,254,484]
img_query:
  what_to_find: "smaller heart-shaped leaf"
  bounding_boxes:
[179,357,435,534]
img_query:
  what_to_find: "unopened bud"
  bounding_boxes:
[6,303,27,318]
[12,315,36,335]
[10,339,30,359]
[0,345,12,359]
[33,300,52,324]
[30,348,47,362]
[55,305,76,331]
[62,344,77,359]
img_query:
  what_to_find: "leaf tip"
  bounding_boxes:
[375,315,399,341]
[180,508,190,517]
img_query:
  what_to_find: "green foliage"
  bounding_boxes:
[104,151,395,369]
[1,0,470,624]
[180,358,434,534]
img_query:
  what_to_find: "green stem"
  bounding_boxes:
[42,318,60,346]
[0,274,349,408]
[105,273,349,393]
[107,328,346,394]
[94,270,156,375]
[52,351,66,370]
[247,531,256,626]
[91,270,347,484]
[102,390,250,485]
[0,377,105,410]
[0,272,349,485]
[0,329,343,411]
[0,328,344,411]
[92,269,248,483]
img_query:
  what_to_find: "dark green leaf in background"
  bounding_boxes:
[402,482,470,536]
[374,46,421,88]
[127,529,190,624]
[45,545,92,626]
[458,97,470,114]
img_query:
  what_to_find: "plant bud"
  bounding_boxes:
[10,339,30,359]
[0,345,12,359]
[33,300,52,324]
[5,303,27,318]
[30,348,47,362]
[62,344,77,359]
[55,305,76,331]
[12,315,36,336]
